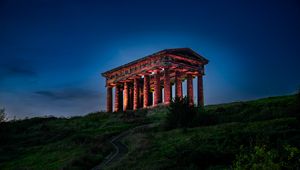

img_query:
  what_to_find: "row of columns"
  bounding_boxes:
[106,69,204,112]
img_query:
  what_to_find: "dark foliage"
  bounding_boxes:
[164,97,197,130]
[296,88,300,121]
[0,111,143,170]
[0,108,6,123]
[233,144,300,169]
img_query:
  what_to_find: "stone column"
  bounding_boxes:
[123,82,129,111]
[175,71,183,98]
[163,68,171,104]
[140,86,144,108]
[114,85,120,112]
[154,71,161,106]
[106,86,112,112]
[143,75,150,107]
[129,86,133,110]
[187,74,194,106]
[133,77,139,110]
[197,74,204,107]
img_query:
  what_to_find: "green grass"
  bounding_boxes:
[108,94,300,170]
[0,112,147,170]
[1,94,299,170]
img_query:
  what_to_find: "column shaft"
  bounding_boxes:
[106,86,112,112]
[164,68,171,104]
[154,72,161,106]
[187,74,194,106]
[175,71,183,98]
[143,75,150,107]
[133,78,139,110]
[123,82,129,111]
[197,74,204,106]
[114,85,120,112]
[128,87,133,110]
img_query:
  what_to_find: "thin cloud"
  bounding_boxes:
[5,66,37,77]
[34,88,100,101]
[0,56,37,80]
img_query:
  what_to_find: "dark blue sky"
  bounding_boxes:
[1,0,299,119]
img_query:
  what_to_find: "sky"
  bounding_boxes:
[0,0,300,119]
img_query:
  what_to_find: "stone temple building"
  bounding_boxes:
[102,48,209,112]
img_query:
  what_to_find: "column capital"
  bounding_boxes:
[105,81,113,87]
[196,71,204,76]
[142,72,151,76]
[153,69,161,74]
[198,66,205,75]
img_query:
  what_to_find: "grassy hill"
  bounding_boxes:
[0,111,150,169]
[0,94,299,169]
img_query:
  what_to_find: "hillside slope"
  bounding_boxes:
[0,111,149,170]
[108,95,300,169]
[0,94,299,169]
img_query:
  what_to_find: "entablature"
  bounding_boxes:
[102,48,208,86]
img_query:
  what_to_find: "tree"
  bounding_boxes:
[164,97,196,130]
[0,108,6,122]
[295,88,300,121]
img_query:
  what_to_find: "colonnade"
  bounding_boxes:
[106,68,204,112]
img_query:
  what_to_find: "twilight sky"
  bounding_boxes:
[0,0,300,119]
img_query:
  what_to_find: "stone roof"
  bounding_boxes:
[102,48,208,77]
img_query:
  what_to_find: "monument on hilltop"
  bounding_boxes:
[102,48,209,112]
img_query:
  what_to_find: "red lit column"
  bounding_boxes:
[187,74,194,106]
[123,82,129,111]
[133,77,139,110]
[129,86,133,110]
[164,68,171,104]
[197,74,204,107]
[114,85,120,112]
[106,86,112,112]
[175,71,183,98]
[143,75,150,107]
[154,71,161,106]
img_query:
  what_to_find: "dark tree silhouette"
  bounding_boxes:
[0,108,6,123]
[164,97,196,130]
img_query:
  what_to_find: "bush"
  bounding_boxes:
[296,89,300,121]
[194,107,217,126]
[164,97,197,130]
[0,108,6,123]
[233,145,280,170]
[233,144,300,170]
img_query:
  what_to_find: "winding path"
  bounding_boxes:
[91,124,152,170]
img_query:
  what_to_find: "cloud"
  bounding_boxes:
[5,66,37,77]
[0,56,37,80]
[34,87,100,101]
[1,88,104,119]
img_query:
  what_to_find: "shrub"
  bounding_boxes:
[0,108,6,123]
[164,97,196,130]
[296,89,300,121]
[233,144,300,170]
[233,145,280,170]
[194,106,217,126]
[280,145,300,169]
